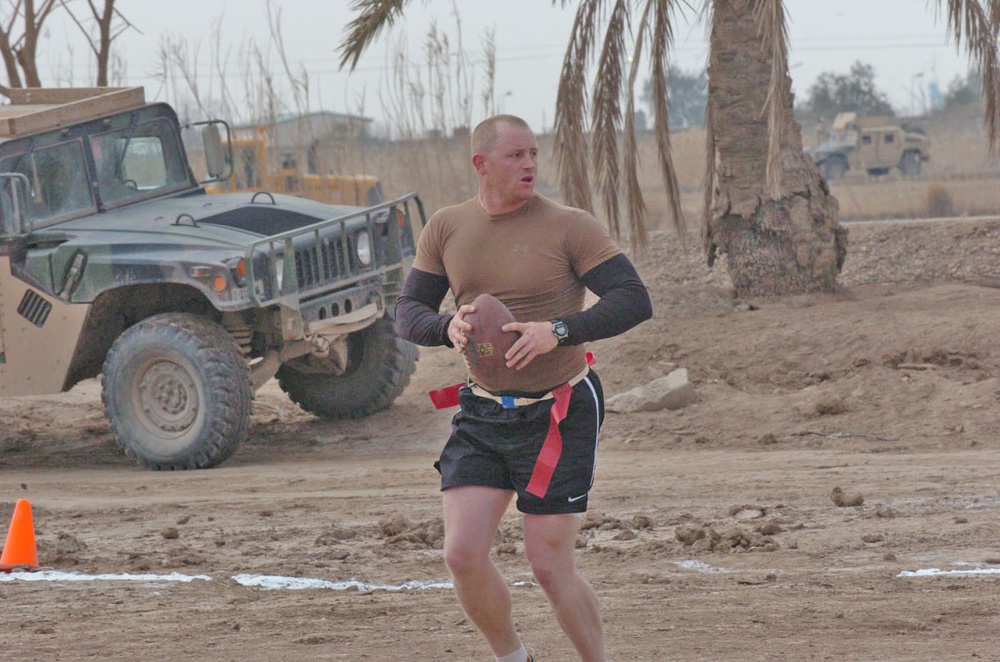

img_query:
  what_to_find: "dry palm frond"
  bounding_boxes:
[339,0,412,71]
[591,0,629,241]
[941,0,1000,153]
[554,0,603,216]
[649,0,685,243]
[754,0,789,198]
[622,1,654,252]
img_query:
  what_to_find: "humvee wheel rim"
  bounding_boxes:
[136,360,200,435]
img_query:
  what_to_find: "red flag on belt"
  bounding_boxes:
[525,382,573,498]
[428,352,595,409]
[428,382,462,409]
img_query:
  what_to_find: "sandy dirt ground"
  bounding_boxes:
[5,216,1000,661]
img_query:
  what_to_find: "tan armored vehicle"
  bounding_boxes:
[809,112,930,180]
[0,88,424,470]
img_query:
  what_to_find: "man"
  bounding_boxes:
[394,114,652,662]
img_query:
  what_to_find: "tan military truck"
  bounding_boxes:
[808,112,930,180]
[0,87,424,470]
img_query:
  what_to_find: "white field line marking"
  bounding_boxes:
[231,574,453,591]
[0,569,453,591]
[0,570,210,583]
[898,567,1000,578]
[677,560,729,573]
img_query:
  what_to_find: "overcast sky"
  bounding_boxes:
[40,1,975,133]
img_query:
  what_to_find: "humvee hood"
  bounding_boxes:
[24,192,378,306]
[47,192,368,247]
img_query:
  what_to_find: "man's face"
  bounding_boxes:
[479,123,538,206]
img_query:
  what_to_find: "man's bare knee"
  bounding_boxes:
[444,543,491,579]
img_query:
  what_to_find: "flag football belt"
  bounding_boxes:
[427,352,595,410]
[468,365,590,409]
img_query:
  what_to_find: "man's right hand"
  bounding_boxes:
[448,304,476,353]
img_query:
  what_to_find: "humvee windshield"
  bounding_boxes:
[819,130,857,147]
[90,118,189,205]
[0,113,191,228]
[0,140,94,223]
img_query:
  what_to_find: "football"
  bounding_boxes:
[464,293,519,386]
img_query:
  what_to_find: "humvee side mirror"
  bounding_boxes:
[187,119,233,184]
[0,172,32,236]
[203,123,226,178]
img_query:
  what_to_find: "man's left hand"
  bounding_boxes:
[501,321,558,370]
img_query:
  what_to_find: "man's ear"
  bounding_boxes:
[472,153,486,174]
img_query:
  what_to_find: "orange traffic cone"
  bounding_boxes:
[0,499,39,572]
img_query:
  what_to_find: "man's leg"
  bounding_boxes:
[442,485,522,657]
[523,513,607,662]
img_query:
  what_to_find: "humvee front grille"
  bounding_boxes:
[245,193,422,308]
[296,235,350,289]
[17,290,52,327]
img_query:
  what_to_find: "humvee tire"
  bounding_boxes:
[101,313,253,470]
[277,318,418,420]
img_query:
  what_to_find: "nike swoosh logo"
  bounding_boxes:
[568,493,588,503]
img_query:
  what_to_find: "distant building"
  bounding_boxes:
[233,111,373,145]
[232,111,374,175]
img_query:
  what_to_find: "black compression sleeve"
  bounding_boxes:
[394,268,454,347]
[559,253,652,344]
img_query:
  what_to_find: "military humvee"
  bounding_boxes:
[0,87,424,470]
[808,112,930,180]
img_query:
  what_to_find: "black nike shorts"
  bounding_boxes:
[435,370,605,515]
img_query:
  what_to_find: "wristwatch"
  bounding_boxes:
[551,319,570,346]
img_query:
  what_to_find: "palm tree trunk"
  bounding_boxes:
[705,0,847,297]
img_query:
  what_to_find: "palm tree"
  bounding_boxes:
[339,0,1000,297]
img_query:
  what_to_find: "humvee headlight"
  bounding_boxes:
[356,230,372,267]
[225,257,247,286]
[234,258,246,281]
[188,264,232,293]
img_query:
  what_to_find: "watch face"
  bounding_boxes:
[553,321,568,343]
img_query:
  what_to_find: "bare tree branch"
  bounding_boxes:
[0,1,25,91]
[19,0,59,86]
[480,28,496,116]
[0,0,59,88]
[209,16,238,121]
[266,0,309,115]
[58,0,113,85]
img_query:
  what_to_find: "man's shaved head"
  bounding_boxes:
[471,114,532,158]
